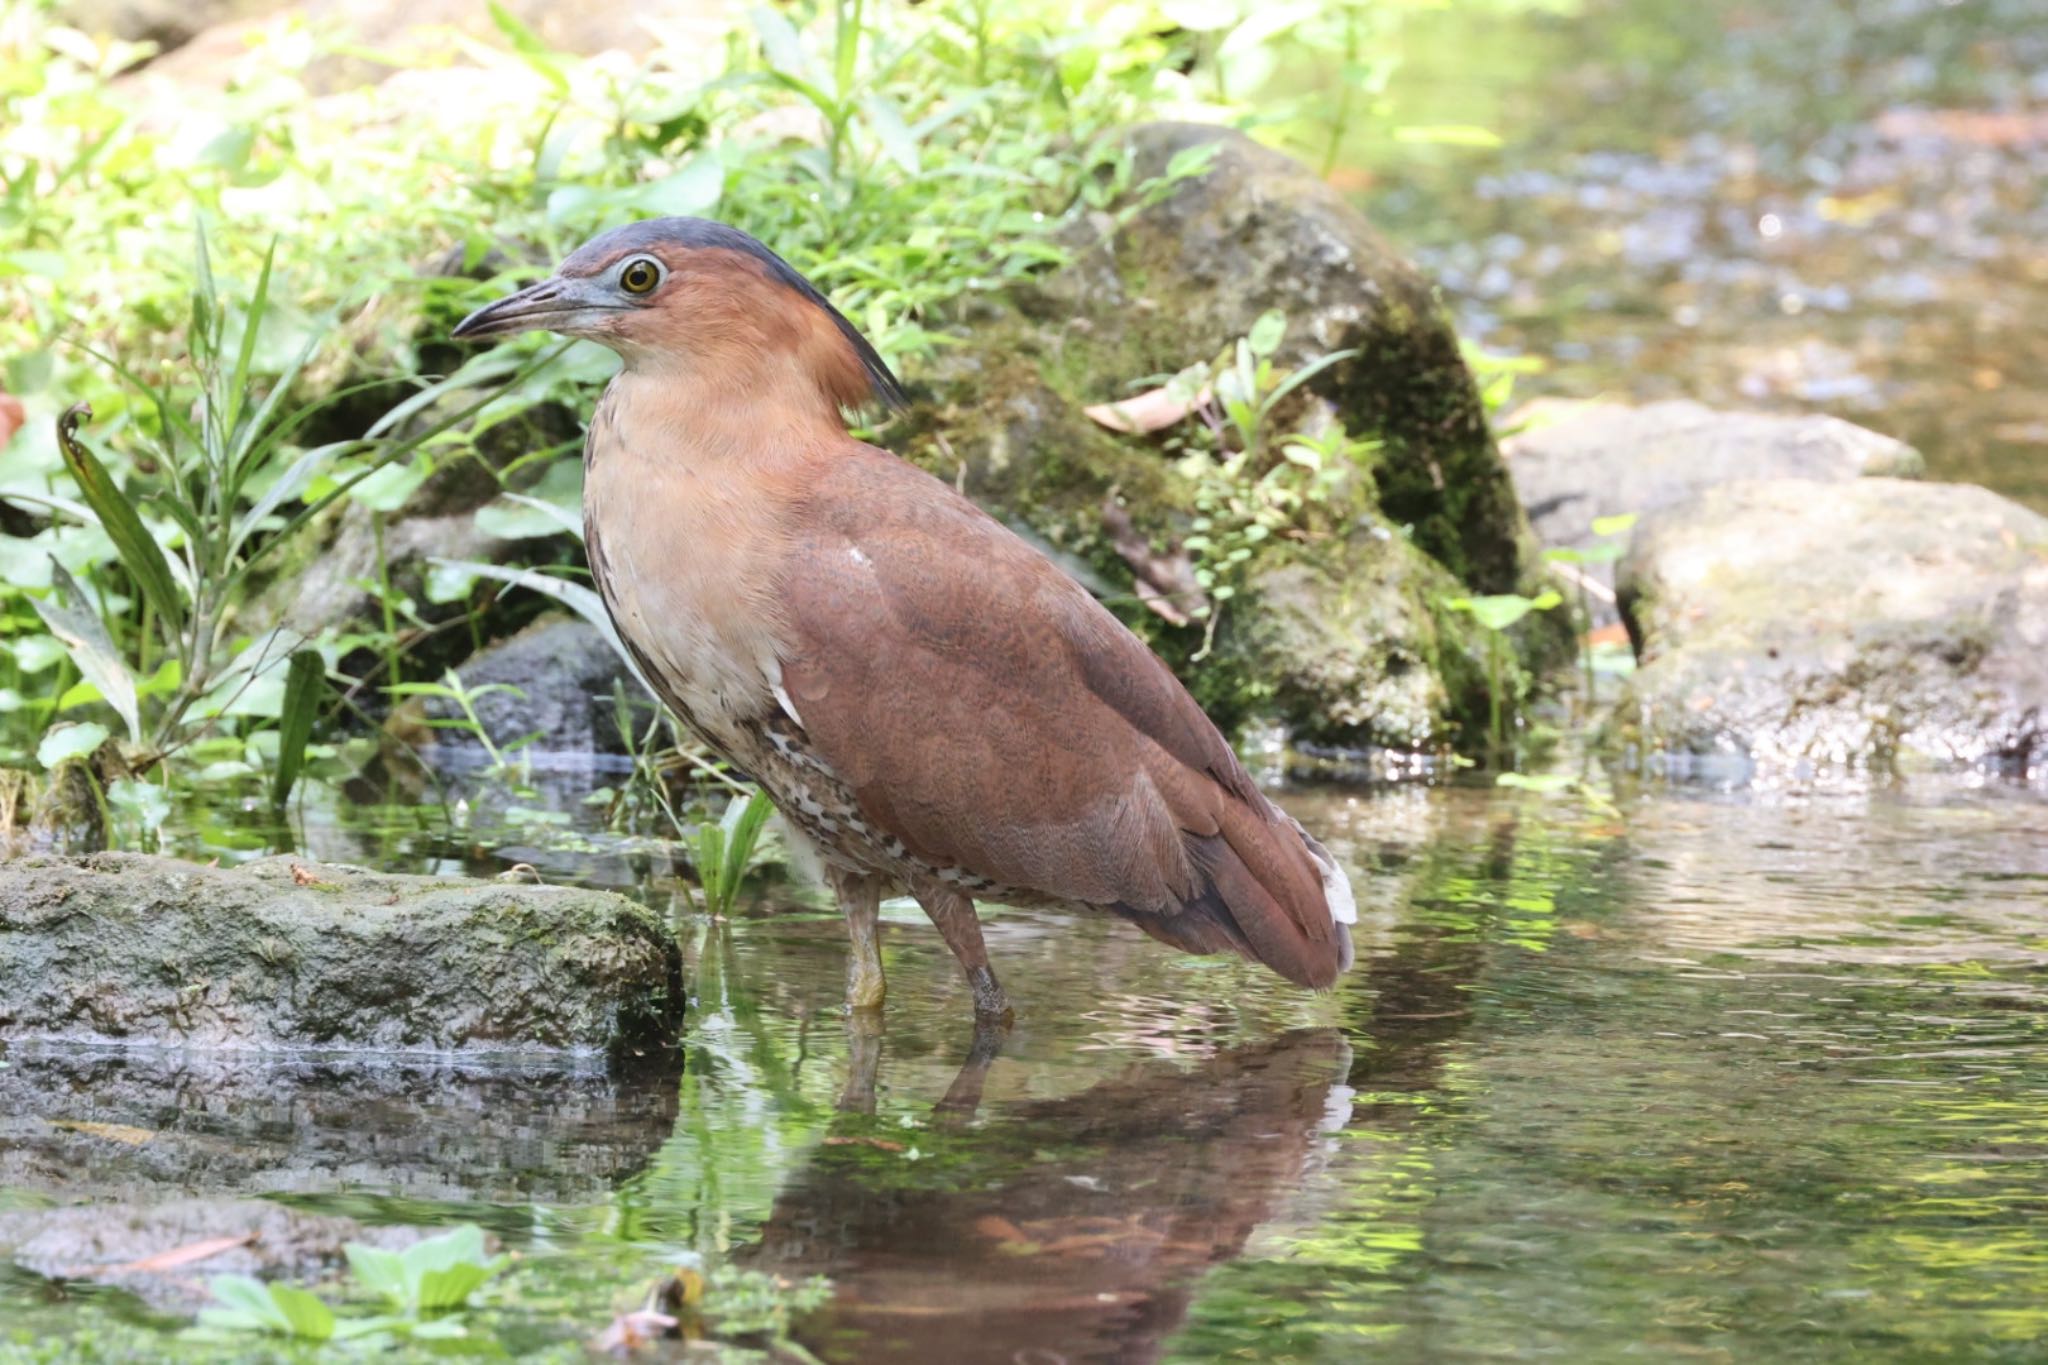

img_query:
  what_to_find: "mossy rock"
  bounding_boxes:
[894,122,1563,751]
[0,852,681,1060]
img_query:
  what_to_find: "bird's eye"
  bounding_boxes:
[619,258,661,295]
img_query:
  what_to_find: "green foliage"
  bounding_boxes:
[1444,589,1562,757]
[1138,311,1377,653]
[344,1225,511,1317]
[193,1225,504,1348]
[693,789,778,917]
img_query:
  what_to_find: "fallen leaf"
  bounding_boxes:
[1083,382,1211,435]
[51,1120,156,1146]
[93,1233,254,1277]
[823,1135,906,1152]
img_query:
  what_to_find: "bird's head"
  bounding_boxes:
[452,217,904,416]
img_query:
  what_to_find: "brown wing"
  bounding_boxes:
[777,445,1348,988]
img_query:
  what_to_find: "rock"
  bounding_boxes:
[900,123,1562,750]
[1033,122,1530,595]
[1612,478,2048,779]
[0,1198,426,1311]
[1504,399,1925,620]
[55,0,278,54]
[0,1049,675,1205]
[407,615,642,760]
[1209,533,1485,750]
[0,853,680,1057]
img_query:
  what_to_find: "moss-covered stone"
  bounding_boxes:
[0,852,681,1059]
[891,122,1564,751]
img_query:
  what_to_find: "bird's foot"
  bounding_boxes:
[967,965,1012,1025]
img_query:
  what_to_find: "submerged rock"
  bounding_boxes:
[0,853,680,1057]
[1612,478,2048,778]
[1504,399,1926,621]
[0,1198,426,1311]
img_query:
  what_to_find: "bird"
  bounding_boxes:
[453,217,1356,1021]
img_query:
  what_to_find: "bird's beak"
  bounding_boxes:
[451,275,622,341]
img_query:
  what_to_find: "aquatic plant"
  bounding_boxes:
[1443,589,1563,756]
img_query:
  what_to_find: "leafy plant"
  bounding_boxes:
[192,1225,504,1347]
[1444,590,1563,756]
[1143,311,1373,654]
[31,231,525,791]
[693,789,778,918]
[1542,512,1638,704]
[344,1225,510,1318]
[384,669,535,775]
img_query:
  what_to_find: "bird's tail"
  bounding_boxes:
[1122,800,1356,989]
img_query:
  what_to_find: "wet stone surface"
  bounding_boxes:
[0,853,681,1057]
[1613,477,2048,779]
[1504,398,1925,620]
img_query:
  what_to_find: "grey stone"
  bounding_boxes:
[0,853,680,1057]
[414,615,643,759]
[1612,478,2048,779]
[1504,399,1925,620]
[0,1198,426,1310]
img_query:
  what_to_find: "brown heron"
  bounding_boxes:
[454,217,1355,1020]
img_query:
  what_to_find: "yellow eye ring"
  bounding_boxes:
[619,258,661,295]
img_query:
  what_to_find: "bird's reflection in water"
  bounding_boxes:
[743,1026,1352,1365]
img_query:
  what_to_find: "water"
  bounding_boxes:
[6,773,2045,1361]
[1362,0,2048,512]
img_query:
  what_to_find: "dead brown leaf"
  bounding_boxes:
[822,1135,906,1152]
[96,1233,255,1277]
[1083,383,1211,435]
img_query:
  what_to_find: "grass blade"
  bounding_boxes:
[33,556,141,743]
[271,648,324,806]
[55,403,187,646]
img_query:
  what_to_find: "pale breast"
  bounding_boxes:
[582,378,793,750]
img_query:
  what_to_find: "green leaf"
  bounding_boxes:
[635,157,724,217]
[271,649,324,806]
[37,720,108,768]
[1246,310,1286,359]
[414,1262,495,1312]
[32,558,140,743]
[1445,591,1561,632]
[54,404,185,646]
[266,1283,336,1340]
[861,95,922,175]
[1591,512,1639,537]
[487,0,569,95]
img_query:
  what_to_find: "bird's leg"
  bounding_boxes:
[914,886,1012,1022]
[838,1005,883,1114]
[830,867,887,1012]
[933,1017,1008,1122]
